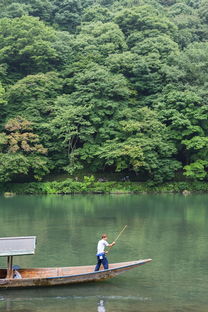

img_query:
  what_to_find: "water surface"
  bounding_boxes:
[0,194,207,311]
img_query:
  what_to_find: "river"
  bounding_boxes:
[0,194,207,311]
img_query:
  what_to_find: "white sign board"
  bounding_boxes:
[0,236,36,256]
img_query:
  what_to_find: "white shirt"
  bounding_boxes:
[13,270,22,279]
[97,239,109,255]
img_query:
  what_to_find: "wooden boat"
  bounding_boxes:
[0,236,152,289]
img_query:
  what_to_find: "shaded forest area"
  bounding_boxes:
[0,0,208,184]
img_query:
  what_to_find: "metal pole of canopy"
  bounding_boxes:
[6,256,13,279]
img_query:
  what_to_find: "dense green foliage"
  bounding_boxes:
[3,178,208,195]
[1,0,208,183]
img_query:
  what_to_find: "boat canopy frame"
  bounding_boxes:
[0,236,36,279]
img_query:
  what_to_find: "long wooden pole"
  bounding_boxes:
[114,225,128,242]
[108,225,127,254]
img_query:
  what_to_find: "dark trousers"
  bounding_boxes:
[94,254,109,271]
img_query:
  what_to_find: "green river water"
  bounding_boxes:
[0,194,207,312]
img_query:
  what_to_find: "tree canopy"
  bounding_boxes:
[0,0,208,182]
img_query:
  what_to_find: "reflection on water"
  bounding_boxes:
[0,291,208,312]
[0,194,208,312]
[0,296,35,312]
[97,300,106,312]
[0,292,152,312]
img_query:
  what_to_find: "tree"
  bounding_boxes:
[22,0,54,22]
[154,89,208,179]
[6,72,64,122]
[114,5,176,37]
[96,107,180,182]
[70,21,127,64]
[50,63,135,173]
[172,42,208,87]
[50,102,93,172]
[52,0,83,32]
[0,16,65,77]
[168,3,194,16]
[0,3,30,18]
[106,51,139,78]
[0,117,49,182]
[167,3,206,48]
[82,5,112,23]
[130,35,179,94]
[0,0,54,21]
[5,72,64,166]
[184,160,208,181]
[113,6,179,94]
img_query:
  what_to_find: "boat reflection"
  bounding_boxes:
[0,287,150,312]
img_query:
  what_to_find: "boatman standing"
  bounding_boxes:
[94,234,115,271]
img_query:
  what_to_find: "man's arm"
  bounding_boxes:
[104,241,116,254]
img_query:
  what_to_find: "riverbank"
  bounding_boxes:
[1,178,208,195]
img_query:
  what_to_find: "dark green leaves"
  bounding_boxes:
[1,0,208,182]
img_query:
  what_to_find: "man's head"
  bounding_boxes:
[101,234,108,240]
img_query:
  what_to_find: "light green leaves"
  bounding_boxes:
[184,160,208,181]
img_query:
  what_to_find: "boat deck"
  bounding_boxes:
[0,260,150,279]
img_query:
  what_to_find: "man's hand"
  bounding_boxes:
[111,241,116,246]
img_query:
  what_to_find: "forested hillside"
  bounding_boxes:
[0,0,208,183]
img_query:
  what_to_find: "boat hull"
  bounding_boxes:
[0,259,152,289]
